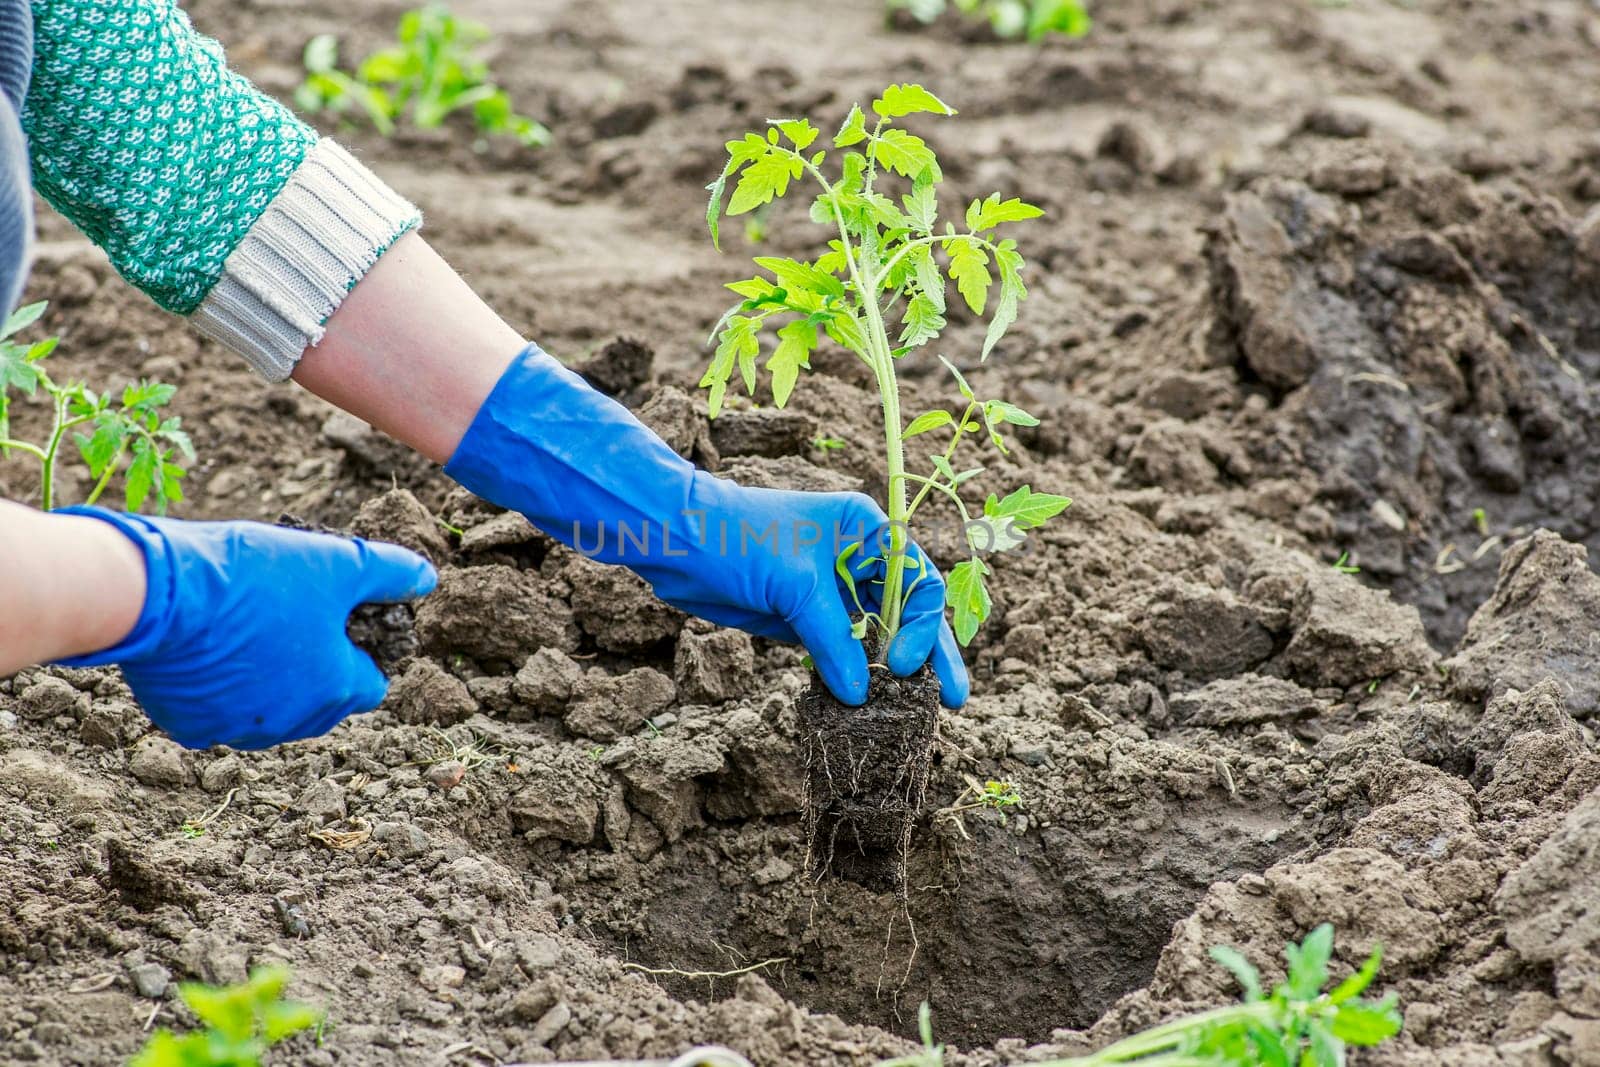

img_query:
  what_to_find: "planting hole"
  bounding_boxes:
[565,793,1301,1046]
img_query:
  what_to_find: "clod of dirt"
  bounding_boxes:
[554,550,684,652]
[1136,579,1275,678]
[565,667,675,743]
[1447,531,1600,719]
[796,660,940,893]
[718,455,864,494]
[575,336,654,399]
[277,513,421,671]
[416,564,580,666]
[387,659,478,726]
[673,624,756,703]
[349,487,451,564]
[511,647,584,718]
[103,838,200,912]
[1496,787,1600,1017]
[708,407,818,458]
[637,385,720,466]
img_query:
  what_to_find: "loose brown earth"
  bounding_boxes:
[6,0,1600,1063]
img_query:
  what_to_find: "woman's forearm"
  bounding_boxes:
[291,232,525,464]
[0,499,146,673]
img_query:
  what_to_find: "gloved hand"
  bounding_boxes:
[445,345,969,708]
[54,507,437,749]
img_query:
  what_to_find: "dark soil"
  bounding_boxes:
[5,0,1600,1064]
[796,660,940,893]
[276,513,421,672]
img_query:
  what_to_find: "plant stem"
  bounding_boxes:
[38,405,93,511]
[790,146,912,654]
[38,393,66,510]
[0,438,47,461]
[83,439,128,507]
[860,262,910,646]
[1031,1004,1276,1065]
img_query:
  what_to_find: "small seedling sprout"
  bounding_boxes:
[875,925,1401,1066]
[1332,551,1359,575]
[890,0,1092,41]
[297,5,549,148]
[0,301,193,514]
[1471,507,1489,537]
[130,966,323,1067]
[704,85,1071,657]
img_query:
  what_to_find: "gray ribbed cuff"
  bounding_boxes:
[189,139,421,382]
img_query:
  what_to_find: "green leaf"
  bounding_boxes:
[124,441,158,514]
[0,340,41,397]
[873,128,942,183]
[356,46,408,84]
[179,980,256,1042]
[946,558,992,646]
[726,277,782,303]
[709,134,773,249]
[984,399,1038,427]
[707,167,736,251]
[903,180,939,234]
[985,485,1071,529]
[822,309,869,359]
[981,240,1027,360]
[703,316,760,417]
[947,238,992,315]
[158,461,186,514]
[1208,945,1264,1002]
[903,410,955,438]
[770,118,819,150]
[75,420,126,477]
[899,293,946,349]
[127,1029,186,1067]
[872,84,957,119]
[754,256,847,301]
[1329,998,1403,1045]
[834,104,868,147]
[26,336,58,362]
[1029,0,1092,39]
[123,380,177,411]
[938,354,973,400]
[911,245,946,315]
[862,191,911,231]
[727,149,804,216]
[1329,945,1384,1004]
[966,192,1044,232]
[1285,923,1335,1000]
[1307,1021,1343,1067]
[0,301,45,340]
[768,320,816,408]
[262,1000,322,1043]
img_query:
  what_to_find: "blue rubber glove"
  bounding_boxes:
[445,345,969,708]
[55,507,438,749]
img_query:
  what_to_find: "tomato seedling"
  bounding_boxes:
[129,966,323,1067]
[704,84,1070,650]
[297,4,549,148]
[0,301,192,514]
[890,0,1092,41]
[879,924,1402,1066]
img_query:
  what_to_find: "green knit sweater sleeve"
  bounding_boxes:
[22,0,317,314]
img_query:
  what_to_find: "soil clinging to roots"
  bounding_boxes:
[797,663,940,893]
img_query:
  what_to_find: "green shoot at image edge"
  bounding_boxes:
[878,924,1401,1066]
[891,0,1092,41]
[0,300,192,514]
[297,4,549,148]
[130,966,323,1067]
[704,84,1071,654]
